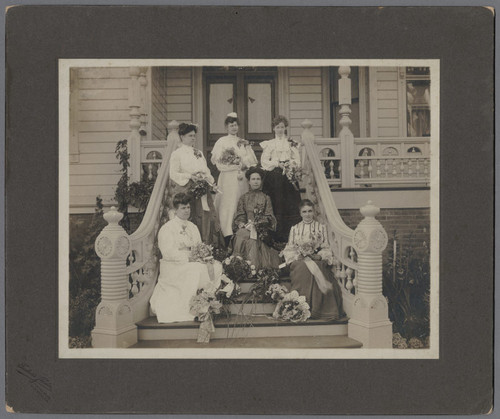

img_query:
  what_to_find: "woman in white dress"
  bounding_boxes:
[211,112,258,245]
[169,122,224,248]
[261,115,302,242]
[150,193,223,323]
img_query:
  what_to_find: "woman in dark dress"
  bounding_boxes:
[261,115,302,243]
[232,166,280,269]
[281,199,344,320]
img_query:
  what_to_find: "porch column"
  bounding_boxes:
[338,66,355,188]
[129,67,142,183]
[92,207,137,348]
[348,201,392,348]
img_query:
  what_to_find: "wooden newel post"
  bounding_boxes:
[91,207,137,348]
[338,66,355,188]
[129,67,142,183]
[348,200,393,348]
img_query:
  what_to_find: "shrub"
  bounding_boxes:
[383,230,430,344]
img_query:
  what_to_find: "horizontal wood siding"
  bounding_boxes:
[165,67,192,125]
[70,67,130,212]
[288,67,324,137]
[151,67,168,142]
[374,67,400,137]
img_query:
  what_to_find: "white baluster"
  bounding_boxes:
[359,159,365,178]
[329,161,335,179]
[346,267,353,291]
[148,163,153,180]
[367,160,373,178]
[376,159,381,178]
[384,159,389,177]
[416,159,421,177]
[392,159,397,176]
[400,160,405,177]
[408,159,413,176]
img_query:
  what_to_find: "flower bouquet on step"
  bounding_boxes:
[190,242,214,263]
[222,255,256,283]
[249,267,281,302]
[272,290,311,323]
[266,283,289,303]
[282,160,305,191]
[188,172,221,199]
[189,288,223,343]
[216,274,242,313]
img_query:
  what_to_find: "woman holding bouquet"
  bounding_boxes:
[232,166,280,269]
[170,122,224,248]
[261,115,302,243]
[150,193,223,323]
[281,199,344,320]
[211,112,258,244]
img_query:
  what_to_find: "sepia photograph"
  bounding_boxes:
[59,59,438,359]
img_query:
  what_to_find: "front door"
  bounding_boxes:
[204,67,278,169]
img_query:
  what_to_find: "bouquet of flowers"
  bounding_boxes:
[222,255,256,283]
[249,267,281,302]
[218,148,241,166]
[266,283,289,303]
[188,172,221,199]
[284,230,325,260]
[189,288,223,343]
[216,274,242,310]
[190,242,214,262]
[272,290,311,323]
[252,205,273,246]
[282,160,305,190]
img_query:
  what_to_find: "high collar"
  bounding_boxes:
[301,219,315,225]
[180,144,194,150]
[174,215,189,226]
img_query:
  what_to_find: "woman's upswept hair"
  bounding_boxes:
[172,192,192,209]
[299,199,315,210]
[245,165,265,181]
[272,115,289,128]
[224,115,239,126]
[178,122,198,137]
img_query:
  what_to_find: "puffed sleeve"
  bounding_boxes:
[242,144,258,168]
[201,155,215,183]
[169,151,191,186]
[281,224,300,264]
[232,195,248,231]
[260,140,279,171]
[317,223,335,265]
[157,223,189,262]
[290,142,302,167]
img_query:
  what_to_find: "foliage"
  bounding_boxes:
[383,230,430,344]
[248,267,281,303]
[222,255,256,283]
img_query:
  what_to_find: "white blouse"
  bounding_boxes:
[260,137,301,171]
[210,134,258,172]
[157,216,201,263]
[169,144,214,186]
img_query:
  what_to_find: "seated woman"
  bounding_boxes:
[232,166,280,270]
[281,199,344,320]
[150,193,223,323]
[169,122,224,249]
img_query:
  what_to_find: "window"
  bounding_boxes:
[406,67,430,137]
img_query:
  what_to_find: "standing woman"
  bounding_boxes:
[261,115,302,243]
[169,122,224,248]
[211,112,258,244]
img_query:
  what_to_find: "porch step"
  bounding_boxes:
[130,334,362,349]
[237,278,291,294]
[137,315,349,341]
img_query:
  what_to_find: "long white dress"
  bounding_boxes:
[150,216,222,323]
[211,134,258,236]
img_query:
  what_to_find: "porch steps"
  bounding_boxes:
[136,314,350,341]
[131,334,362,349]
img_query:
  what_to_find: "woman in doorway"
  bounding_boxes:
[150,193,223,323]
[211,112,258,245]
[261,115,302,243]
[281,199,344,321]
[232,166,280,269]
[169,122,224,248]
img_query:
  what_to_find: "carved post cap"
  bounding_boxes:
[129,67,141,77]
[168,120,180,132]
[103,206,124,225]
[339,66,351,77]
[301,119,313,129]
[360,200,380,218]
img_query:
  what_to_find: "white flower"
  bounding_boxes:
[224,258,231,264]
[297,296,306,304]
[220,281,235,297]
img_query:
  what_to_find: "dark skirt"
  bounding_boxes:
[171,181,225,249]
[231,228,281,270]
[290,260,344,320]
[262,168,301,242]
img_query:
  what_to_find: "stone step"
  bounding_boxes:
[131,334,362,349]
[137,315,349,341]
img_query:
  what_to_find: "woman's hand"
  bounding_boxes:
[310,254,322,261]
[238,222,246,230]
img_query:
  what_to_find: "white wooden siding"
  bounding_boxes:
[287,67,324,137]
[165,67,192,124]
[70,67,130,212]
[369,67,401,137]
